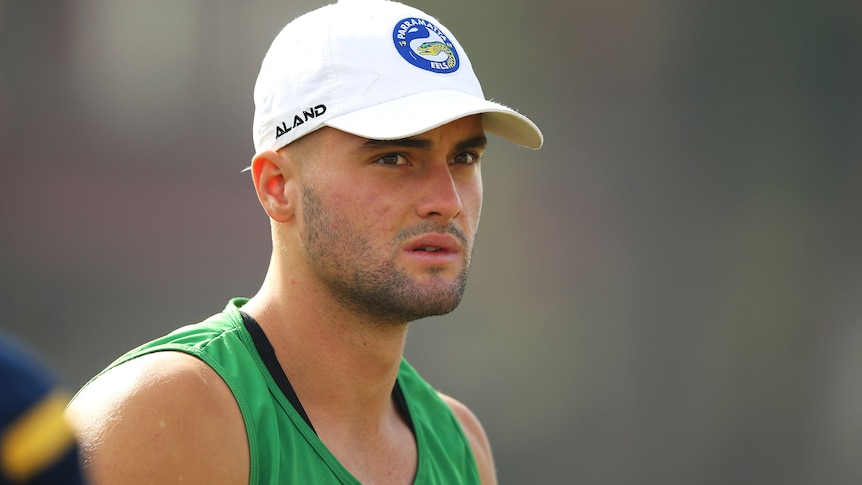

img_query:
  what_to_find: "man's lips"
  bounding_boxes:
[403,233,463,264]
[405,233,461,253]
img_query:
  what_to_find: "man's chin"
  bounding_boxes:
[376,283,467,323]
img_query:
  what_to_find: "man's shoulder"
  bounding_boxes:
[66,351,237,439]
[437,392,498,485]
[66,352,249,484]
[73,351,222,401]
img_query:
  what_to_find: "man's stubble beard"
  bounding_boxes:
[300,184,473,325]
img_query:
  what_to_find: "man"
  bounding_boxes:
[66,0,542,483]
[1,332,87,484]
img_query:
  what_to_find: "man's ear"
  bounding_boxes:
[250,150,298,223]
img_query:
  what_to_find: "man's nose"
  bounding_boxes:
[414,164,463,221]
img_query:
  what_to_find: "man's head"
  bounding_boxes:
[250,0,542,323]
[251,0,543,156]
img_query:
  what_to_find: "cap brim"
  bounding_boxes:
[324,89,543,149]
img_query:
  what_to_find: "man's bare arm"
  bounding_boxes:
[65,352,249,485]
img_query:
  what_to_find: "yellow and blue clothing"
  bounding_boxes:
[0,333,84,485]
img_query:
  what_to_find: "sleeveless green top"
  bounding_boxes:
[92,298,480,484]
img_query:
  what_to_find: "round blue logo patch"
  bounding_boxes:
[392,17,460,74]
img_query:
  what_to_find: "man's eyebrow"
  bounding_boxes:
[454,135,488,152]
[356,134,488,152]
[356,138,433,152]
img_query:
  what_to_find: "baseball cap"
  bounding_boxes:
[251,0,543,157]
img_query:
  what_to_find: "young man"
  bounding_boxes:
[66,0,542,483]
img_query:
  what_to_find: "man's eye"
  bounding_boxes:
[377,154,407,166]
[452,152,480,165]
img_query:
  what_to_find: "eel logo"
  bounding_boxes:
[392,17,460,74]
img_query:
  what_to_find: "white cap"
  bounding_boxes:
[252,0,543,155]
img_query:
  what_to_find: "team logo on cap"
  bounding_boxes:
[393,17,460,74]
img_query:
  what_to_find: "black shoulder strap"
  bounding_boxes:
[240,311,315,433]
[391,376,415,432]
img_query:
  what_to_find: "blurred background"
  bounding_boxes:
[2,0,861,483]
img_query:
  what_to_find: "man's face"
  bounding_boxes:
[295,115,485,324]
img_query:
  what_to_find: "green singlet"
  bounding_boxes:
[86,298,480,484]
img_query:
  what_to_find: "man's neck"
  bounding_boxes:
[241,276,410,434]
